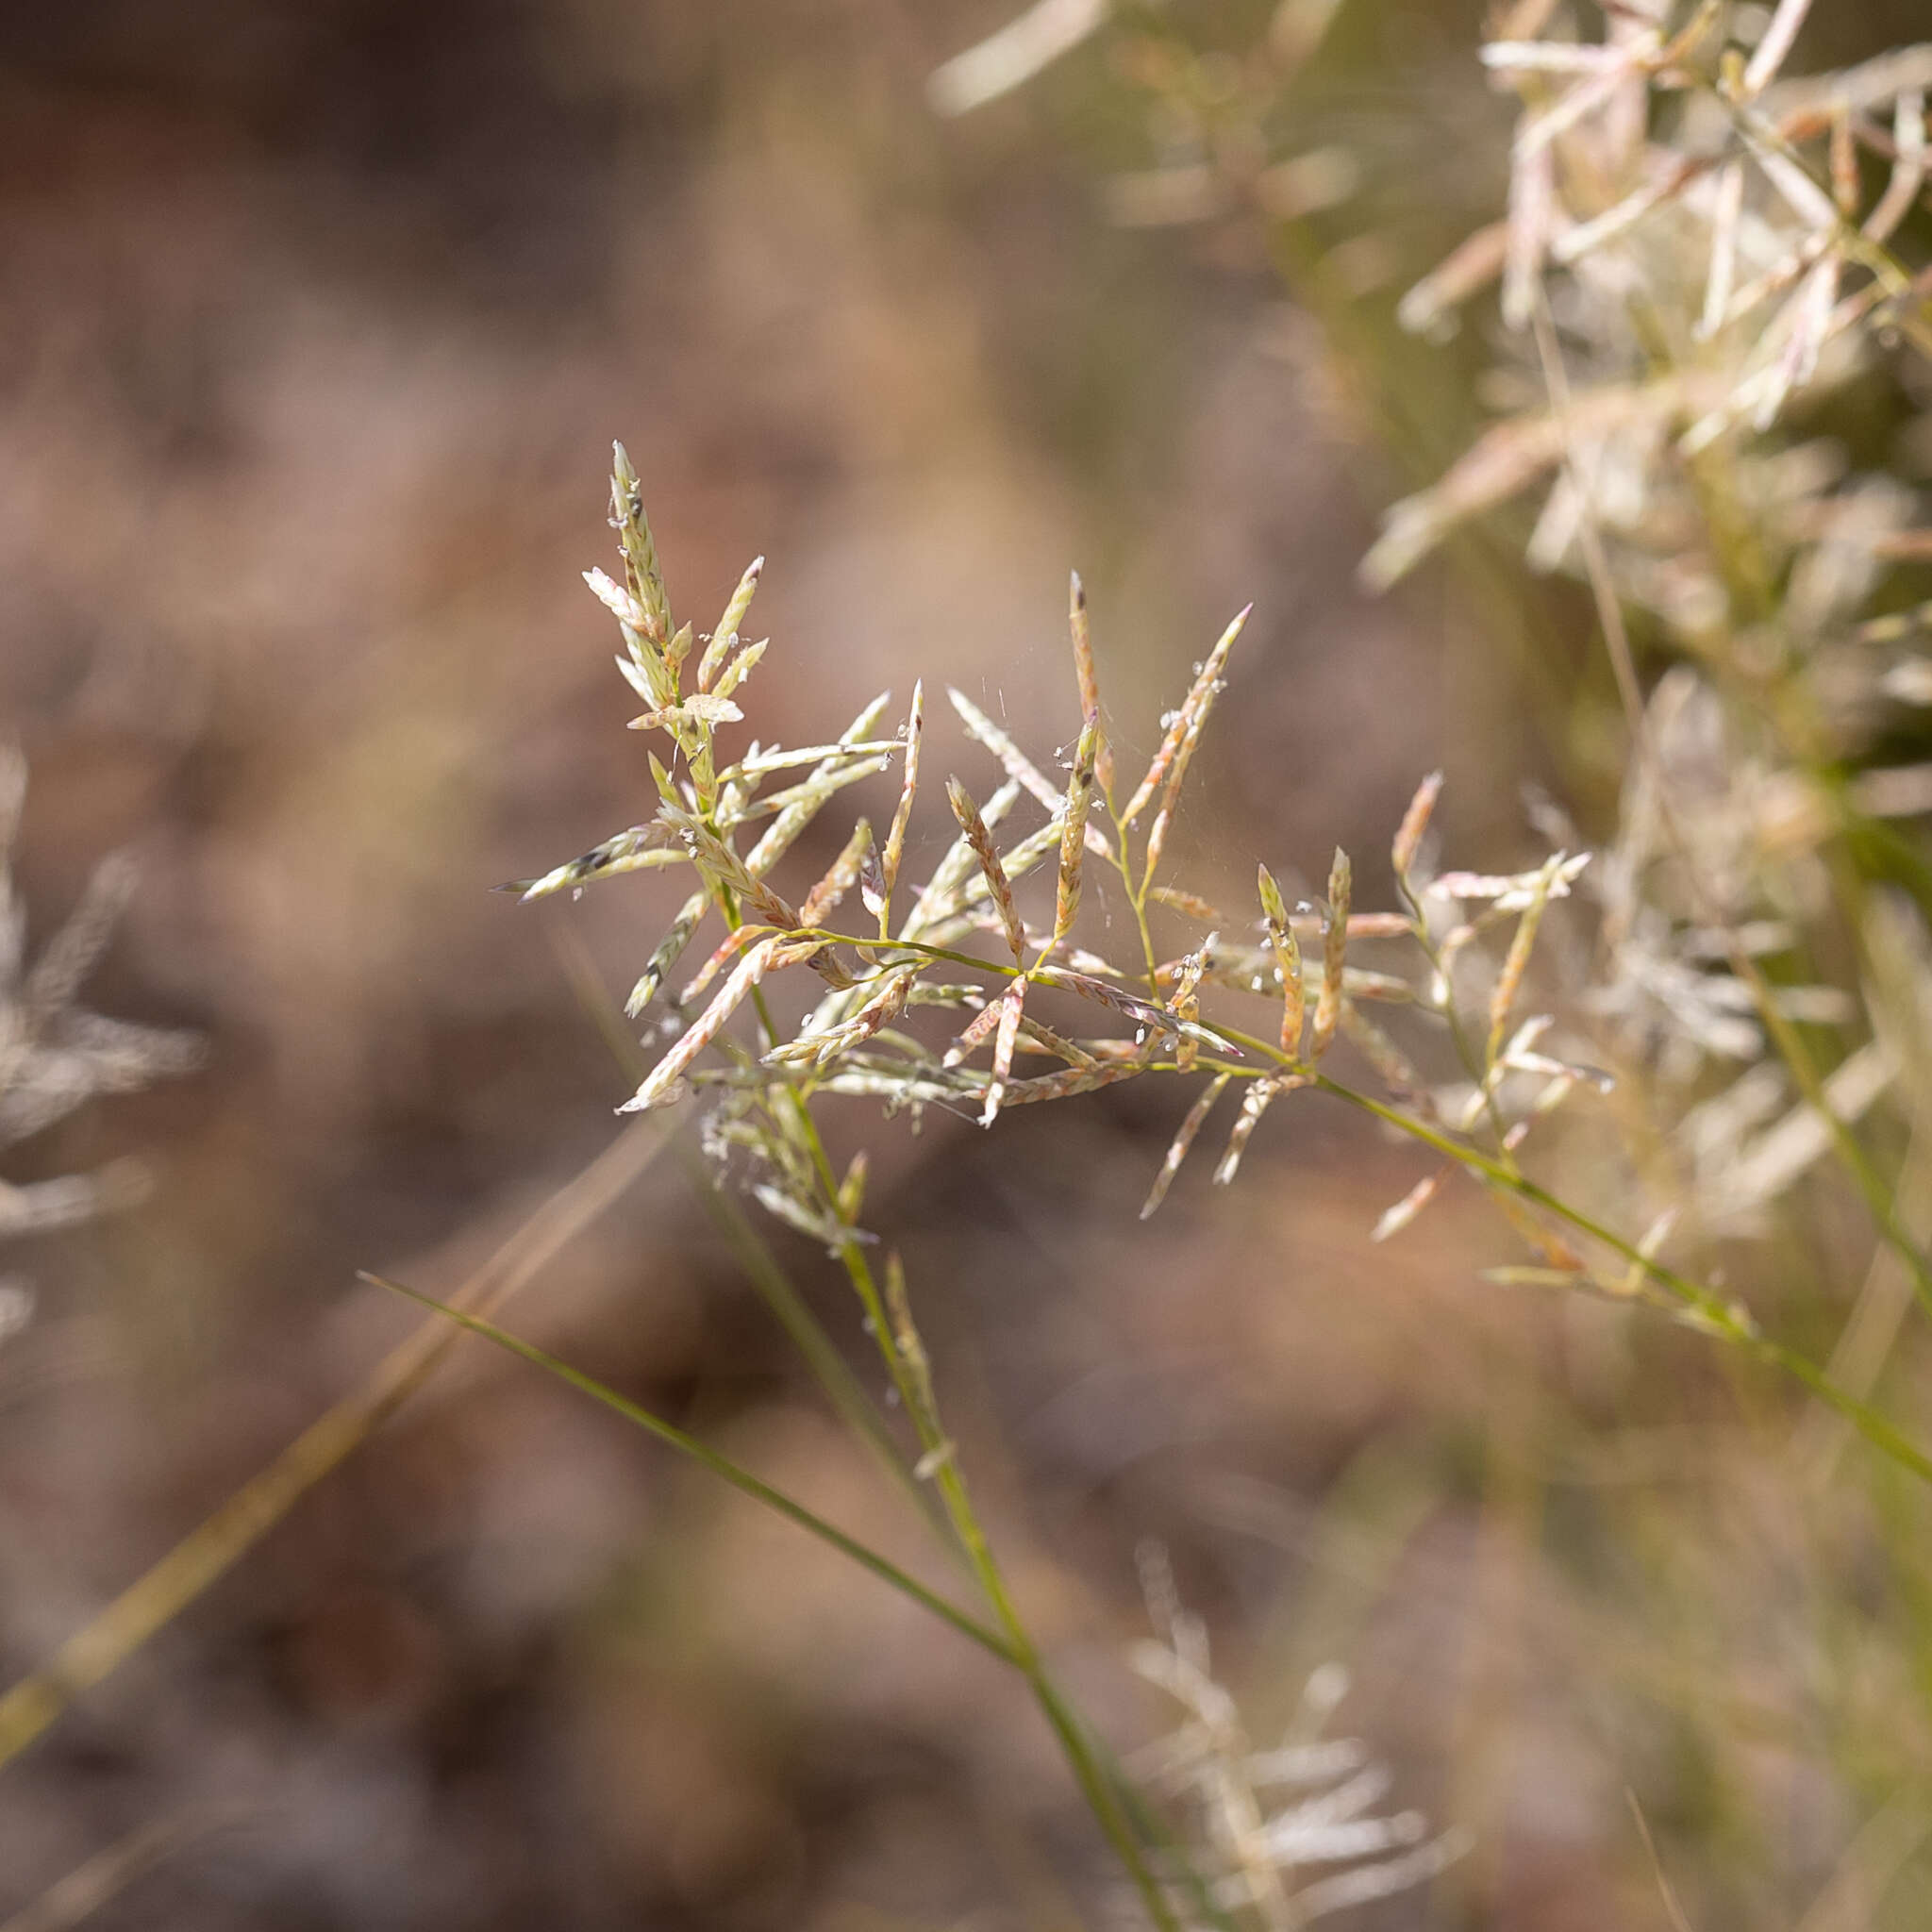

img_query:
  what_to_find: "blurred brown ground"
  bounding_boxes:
[0,3,1898,1928]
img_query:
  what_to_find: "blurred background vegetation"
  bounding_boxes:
[5,1,1931,1925]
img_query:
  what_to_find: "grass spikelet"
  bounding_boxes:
[1391,771,1444,876]
[708,637,768,704]
[1486,856,1559,1069]
[947,687,1063,813]
[982,979,1027,1125]
[677,921,775,1008]
[1309,847,1351,1061]
[622,934,784,1112]
[753,1183,866,1254]
[699,556,764,692]
[949,688,1114,860]
[1124,603,1252,828]
[1069,572,1114,798]
[583,565,647,634]
[993,1058,1149,1108]
[904,779,1020,938]
[1257,864,1306,1058]
[946,776,1027,963]
[1037,966,1240,1057]
[1141,1072,1233,1218]
[1151,886,1226,923]
[879,681,924,933]
[1213,1075,1291,1186]
[764,966,917,1068]
[800,818,873,926]
[503,824,682,901]
[942,999,1002,1068]
[610,441,671,647]
[1370,1171,1446,1242]
[668,808,804,932]
[742,694,894,867]
[626,693,743,733]
[1053,710,1101,947]
[1171,934,1213,1073]
[628,889,708,1014]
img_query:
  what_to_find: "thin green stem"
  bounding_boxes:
[780,1085,1184,1930]
[362,1274,1017,1661]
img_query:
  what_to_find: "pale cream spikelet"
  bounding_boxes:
[609,441,670,645]
[1371,1171,1447,1243]
[698,556,765,692]
[1309,847,1351,1061]
[1257,864,1305,1058]
[1486,854,1562,1070]
[878,680,924,931]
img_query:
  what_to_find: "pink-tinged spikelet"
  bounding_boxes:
[946,776,1028,963]
[1391,771,1444,876]
[622,934,785,1111]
